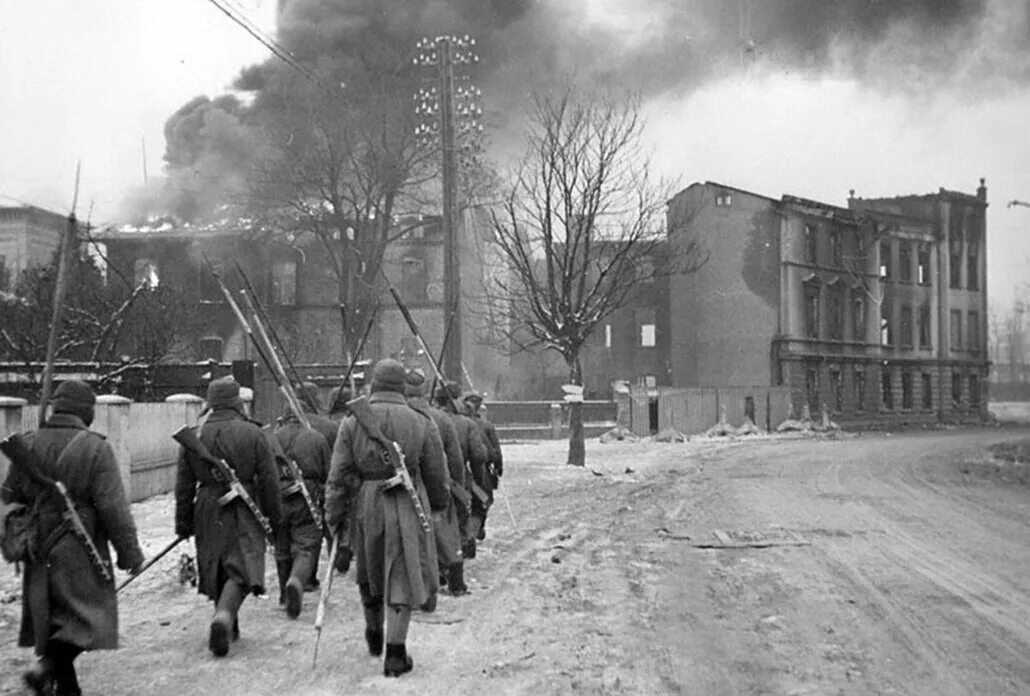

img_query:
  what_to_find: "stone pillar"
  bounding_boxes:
[0,396,27,483]
[94,395,133,502]
[550,402,563,439]
[166,393,205,427]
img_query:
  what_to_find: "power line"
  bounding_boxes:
[204,0,329,89]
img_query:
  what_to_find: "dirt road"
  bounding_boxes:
[3,427,1030,695]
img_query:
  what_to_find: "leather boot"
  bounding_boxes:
[461,537,477,560]
[383,643,414,677]
[286,553,315,619]
[420,593,437,612]
[359,583,384,656]
[275,560,291,607]
[210,579,245,657]
[448,562,469,596]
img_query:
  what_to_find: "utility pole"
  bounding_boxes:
[415,35,480,381]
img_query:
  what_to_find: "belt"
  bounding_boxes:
[361,470,396,481]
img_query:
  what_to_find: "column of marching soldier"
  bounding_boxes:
[0,360,504,695]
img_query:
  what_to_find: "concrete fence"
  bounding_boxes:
[618,385,794,437]
[0,394,211,503]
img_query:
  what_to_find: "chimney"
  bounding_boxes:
[977,177,987,202]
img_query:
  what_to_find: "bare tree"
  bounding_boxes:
[245,53,439,363]
[0,248,197,389]
[483,87,706,466]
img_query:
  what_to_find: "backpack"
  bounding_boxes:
[1,431,89,564]
[1,501,39,563]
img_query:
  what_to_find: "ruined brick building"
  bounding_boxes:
[4,176,992,427]
[663,179,989,425]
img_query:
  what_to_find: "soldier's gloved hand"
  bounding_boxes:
[175,525,192,540]
[334,545,353,575]
[127,559,145,576]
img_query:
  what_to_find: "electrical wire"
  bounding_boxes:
[204,0,330,90]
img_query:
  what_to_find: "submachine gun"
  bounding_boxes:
[172,426,274,542]
[347,396,432,533]
[0,433,112,581]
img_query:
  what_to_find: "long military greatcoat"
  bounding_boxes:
[448,410,488,523]
[474,413,503,496]
[325,392,448,607]
[1,413,143,655]
[175,408,282,599]
[272,417,330,561]
[409,396,466,565]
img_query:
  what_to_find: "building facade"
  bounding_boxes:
[0,205,72,289]
[95,208,510,398]
[665,180,990,424]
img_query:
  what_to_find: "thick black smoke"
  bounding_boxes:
[275,0,1029,101]
[136,0,1028,222]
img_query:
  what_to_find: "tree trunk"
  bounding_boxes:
[566,352,585,467]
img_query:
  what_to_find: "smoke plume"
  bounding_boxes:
[135,0,1028,222]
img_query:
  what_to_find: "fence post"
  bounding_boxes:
[0,396,27,482]
[166,393,205,427]
[94,395,133,502]
[550,402,563,438]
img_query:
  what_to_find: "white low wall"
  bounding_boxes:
[0,394,209,503]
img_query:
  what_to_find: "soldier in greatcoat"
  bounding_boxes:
[463,392,504,543]
[174,377,282,658]
[434,381,489,560]
[271,398,331,618]
[325,359,449,678]
[294,382,337,592]
[404,369,471,596]
[1,380,144,696]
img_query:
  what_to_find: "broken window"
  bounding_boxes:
[881,365,894,410]
[901,370,914,410]
[900,305,913,347]
[715,191,733,207]
[830,367,843,413]
[917,244,931,285]
[852,295,866,342]
[271,260,297,306]
[804,224,817,265]
[806,363,820,414]
[967,237,979,291]
[949,235,962,289]
[828,284,844,340]
[968,311,980,351]
[880,302,893,346]
[133,258,159,288]
[804,281,821,338]
[899,241,912,283]
[950,309,962,350]
[830,229,842,267]
[969,374,981,405]
[879,241,891,280]
[918,305,931,348]
[921,373,933,410]
[853,366,866,412]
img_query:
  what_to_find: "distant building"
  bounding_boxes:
[664,179,990,424]
[95,208,510,403]
[0,205,72,288]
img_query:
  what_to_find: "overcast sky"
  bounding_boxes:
[2,0,1028,311]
